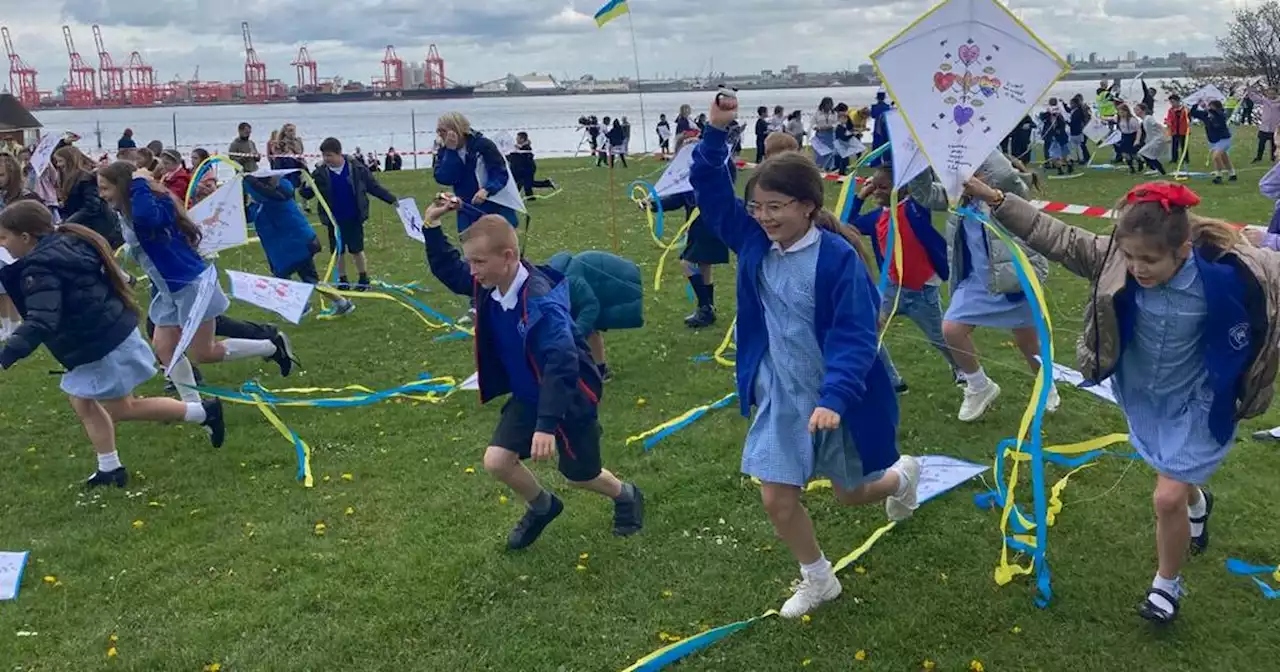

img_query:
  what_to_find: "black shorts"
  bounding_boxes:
[325,219,366,254]
[490,398,602,482]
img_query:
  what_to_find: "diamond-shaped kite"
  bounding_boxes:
[871,0,1068,203]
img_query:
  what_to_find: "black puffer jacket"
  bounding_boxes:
[0,233,138,370]
[61,176,124,249]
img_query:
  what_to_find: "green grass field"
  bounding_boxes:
[3,135,1280,671]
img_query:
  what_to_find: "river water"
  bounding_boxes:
[34,80,1180,163]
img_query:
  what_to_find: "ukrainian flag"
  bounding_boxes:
[594,0,629,26]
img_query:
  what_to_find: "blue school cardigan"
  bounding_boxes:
[691,125,898,475]
[1110,249,1265,446]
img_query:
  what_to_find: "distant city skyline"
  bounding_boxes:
[6,1,1236,93]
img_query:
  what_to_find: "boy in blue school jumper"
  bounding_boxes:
[302,137,398,291]
[421,202,644,550]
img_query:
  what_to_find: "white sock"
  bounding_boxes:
[1230,168,1237,176]
[167,356,202,403]
[97,450,122,472]
[963,367,991,391]
[1188,488,1207,536]
[800,555,832,578]
[183,402,207,424]
[220,338,277,361]
[1149,574,1182,614]
[892,468,910,498]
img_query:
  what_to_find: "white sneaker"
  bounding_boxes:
[958,381,1001,422]
[885,455,921,522]
[780,566,842,618]
[1045,384,1061,413]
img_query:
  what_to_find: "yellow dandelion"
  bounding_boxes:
[801,615,812,624]
[575,564,587,571]
[314,522,327,536]
[106,647,117,658]
[579,552,589,560]
[131,520,144,529]
[854,566,867,574]
[322,475,331,483]
[344,507,355,516]
[970,661,985,672]
[464,467,475,474]
[802,659,812,667]
[923,660,937,671]
[636,398,647,407]
[498,495,509,505]
[660,590,673,598]
[147,501,163,508]
[108,634,118,644]
[855,649,867,661]
[204,664,223,672]
[1011,625,1022,634]
[42,575,56,584]
[341,473,353,481]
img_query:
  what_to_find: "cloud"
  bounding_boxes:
[3,0,1235,87]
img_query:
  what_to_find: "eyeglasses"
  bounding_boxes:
[746,198,796,217]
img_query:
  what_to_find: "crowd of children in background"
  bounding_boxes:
[6,76,1280,630]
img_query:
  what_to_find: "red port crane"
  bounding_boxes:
[92,25,126,106]
[242,21,267,103]
[2,27,39,108]
[62,25,97,107]
[425,44,446,89]
[292,46,317,92]
[381,45,403,90]
[126,51,156,105]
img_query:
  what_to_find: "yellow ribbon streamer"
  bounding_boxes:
[247,391,314,488]
[653,208,700,292]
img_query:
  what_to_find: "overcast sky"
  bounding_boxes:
[4,0,1230,89]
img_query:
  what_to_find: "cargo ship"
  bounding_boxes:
[296,86,475,103]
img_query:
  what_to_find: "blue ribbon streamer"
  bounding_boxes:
[1225,558,1280,599]
[642,393,738,450]
[625,615,768,671]
[194,376,457,409]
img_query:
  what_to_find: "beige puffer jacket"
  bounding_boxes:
[993,193,1280,420]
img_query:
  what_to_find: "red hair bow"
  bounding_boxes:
[1125,182,1201,212]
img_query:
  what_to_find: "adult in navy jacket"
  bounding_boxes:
[689,122,899,479]
[433,112,519,230]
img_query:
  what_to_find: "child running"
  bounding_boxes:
[97,162,295,402]
[1165,94,1191,167]
[849,165,958,390]
[1135,103,1169,176]
[0,201,225,487]
[420,203,644,550]
[909,152,1058,421]
[967,178,1280,623]
[506,132,557,201]
[691,92,919,618]
[1190,99,1237,184]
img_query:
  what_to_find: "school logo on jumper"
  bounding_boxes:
[1229,322,1250,351]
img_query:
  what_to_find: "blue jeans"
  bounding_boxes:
[877,284,959,386]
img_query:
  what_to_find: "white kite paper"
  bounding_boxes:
[0,551,28,601]
[460,372,480,390]
[654,144,695,198]
[871,0,1068,203]
[248,166,303,178]
[1050,362,1117,405]
[191,175,248,255]
[1082,117,1111,143]
[226,270,314,325]
[884,109,932,189]
[917,454,989,505]
[1183,84,1227,108]
[834,136,867,159]
[475,155,527,214]
[165,265,219,376]
[397,198,425,243]
[490,130,517,157]
[28,132,62,180]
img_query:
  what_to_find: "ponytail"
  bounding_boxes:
[1189,214,1244,251]
[56,223,140,315]
[814,209,877,271]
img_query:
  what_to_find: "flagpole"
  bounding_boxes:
[625,10,649,154]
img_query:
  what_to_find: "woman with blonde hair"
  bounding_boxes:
[52,145,122,248]
[433,111,520,231]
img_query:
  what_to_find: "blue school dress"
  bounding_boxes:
[742,228,885,489]
[60,329,157,400]
[944,215,1035,329]
[1112,258,1227,484]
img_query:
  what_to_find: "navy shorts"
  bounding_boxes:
[325,219,365,254]
[490,397,603,482]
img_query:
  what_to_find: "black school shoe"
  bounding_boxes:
[598,363,614,382]
[356,274,371,292]
[337,276,351,291]
[85,467,128,488]
[684,305,717,329]
[202,399,226,448]
[1190,488,1215,555]
[268,332,297,377]
[1137,584,1181,624]
[613,485,645,536]
[507,494,564,550]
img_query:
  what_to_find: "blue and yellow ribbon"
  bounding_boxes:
[1225,558,1280,599]
[625,392,738,450]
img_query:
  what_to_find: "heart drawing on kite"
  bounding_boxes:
[953,105,975,127]
[934,72,957,92]
[958,44,981,66]
[978,75,1002,97]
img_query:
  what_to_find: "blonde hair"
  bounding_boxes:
[459,215,518,255]
[764,131,800,158]
[437,112,472,138]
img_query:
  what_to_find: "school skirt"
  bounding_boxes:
[149,278,230,328]
[680,218,730,265]
[60,329,156,400]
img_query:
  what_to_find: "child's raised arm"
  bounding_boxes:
[128,177,175,235]
[689,97,758,253]
[969,179,1110,280]
[421,200,474,296]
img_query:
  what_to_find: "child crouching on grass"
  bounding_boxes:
[421,202,644,550]
[691,92,920,619]
[970,178,1280,623]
